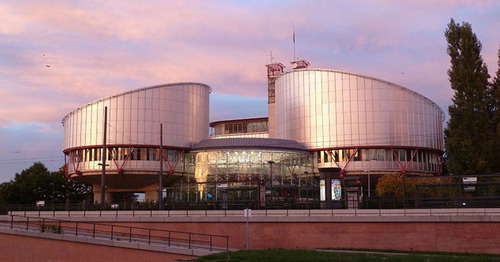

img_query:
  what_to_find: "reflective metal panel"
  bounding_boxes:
[275,69,444,151]
[63,83,211,150]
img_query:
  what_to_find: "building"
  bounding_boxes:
[62,83,210,203]
[62,61,444,207]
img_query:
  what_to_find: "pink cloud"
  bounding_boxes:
[0,0,498,128]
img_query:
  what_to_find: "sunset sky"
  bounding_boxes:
[0,1,499,182]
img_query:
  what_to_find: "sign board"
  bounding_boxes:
[36,201,45,207]
[463,185,476,192]
[217,183,228,189]
[331,179,341,201]
[320,179,326,201]
[462,177,477,184]
[243,208,252,218]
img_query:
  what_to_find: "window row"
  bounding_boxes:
[316,148,439,164]
[214,121,269,135]
[67,147,184,163]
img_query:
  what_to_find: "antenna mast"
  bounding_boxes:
[293,27,296,61]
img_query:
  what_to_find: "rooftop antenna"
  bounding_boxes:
[293,27,296,61]
[270,51,274,63]
[290,27,310,70]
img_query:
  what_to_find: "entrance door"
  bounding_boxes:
[347,191,359,209]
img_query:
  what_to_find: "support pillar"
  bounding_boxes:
[93,184,112,204]
[145,187,160,203]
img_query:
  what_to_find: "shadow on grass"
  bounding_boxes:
[196,249,500,262]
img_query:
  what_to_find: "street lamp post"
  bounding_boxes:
[159,123,164,210]
[402,172,406,210]
[267,160,275,205]
[99,106,108,208]
[364,170,371,198]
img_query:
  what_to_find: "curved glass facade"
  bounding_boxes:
[171,148,315,206]
[62,83,210,184]
[274,69,444,175]
[63,83,210,150]
[275,69,444,150]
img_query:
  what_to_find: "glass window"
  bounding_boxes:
[385,149,393,162]
[398,149,406,162]
[360,149,367,161]
[368,149,377,161]
[407,150,414,161]
[95,148,101,161]
[377,149,385,161]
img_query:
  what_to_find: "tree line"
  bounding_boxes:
[0,162,91,205]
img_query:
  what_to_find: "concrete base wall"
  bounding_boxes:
[111,221,500,254]
[0,233,195,262]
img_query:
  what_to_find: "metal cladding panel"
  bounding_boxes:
[62,83,210,150]
[275,69,444,151]
[192,138,308,152]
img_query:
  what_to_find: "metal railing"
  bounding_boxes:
[7,206,500,218]
[3,215,229,252]
[1,196,499,218]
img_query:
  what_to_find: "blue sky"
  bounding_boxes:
[0,0,499,182]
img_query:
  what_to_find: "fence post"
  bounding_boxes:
[111,225,114,240]
[26,217,29,230]
[129,227,132,242]
[10,215,13,229]
[168,231,171,246]
[93,224,96,238]
[188,233,191,249]
[210,235,213,251]
[58,220,61,232]
[75,222,78,236]
[148,229,151,244]
[226,236,229,251]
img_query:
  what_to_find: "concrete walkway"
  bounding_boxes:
[0,217,229,257]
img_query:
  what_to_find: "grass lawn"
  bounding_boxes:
[196,249,500,261]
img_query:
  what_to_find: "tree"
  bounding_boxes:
[376,173,457,200]
[444,19,493,175]
[0,162,91,205]
[488,48,500,172]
